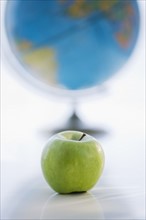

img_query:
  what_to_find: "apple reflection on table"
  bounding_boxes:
[3,174,144,220]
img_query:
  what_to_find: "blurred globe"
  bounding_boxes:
[5,0,139,91]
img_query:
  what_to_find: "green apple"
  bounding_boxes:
[41,130,104,194]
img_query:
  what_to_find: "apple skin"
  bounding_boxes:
[41,130,105,194]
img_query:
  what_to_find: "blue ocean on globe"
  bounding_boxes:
[5,0,139,90]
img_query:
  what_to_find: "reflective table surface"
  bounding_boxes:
[1,128,145,219]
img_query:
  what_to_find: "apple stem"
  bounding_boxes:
[79,133,86,141]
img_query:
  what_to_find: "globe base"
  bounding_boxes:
[41,112,107,137]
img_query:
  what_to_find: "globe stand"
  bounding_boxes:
[41,111,107,137]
